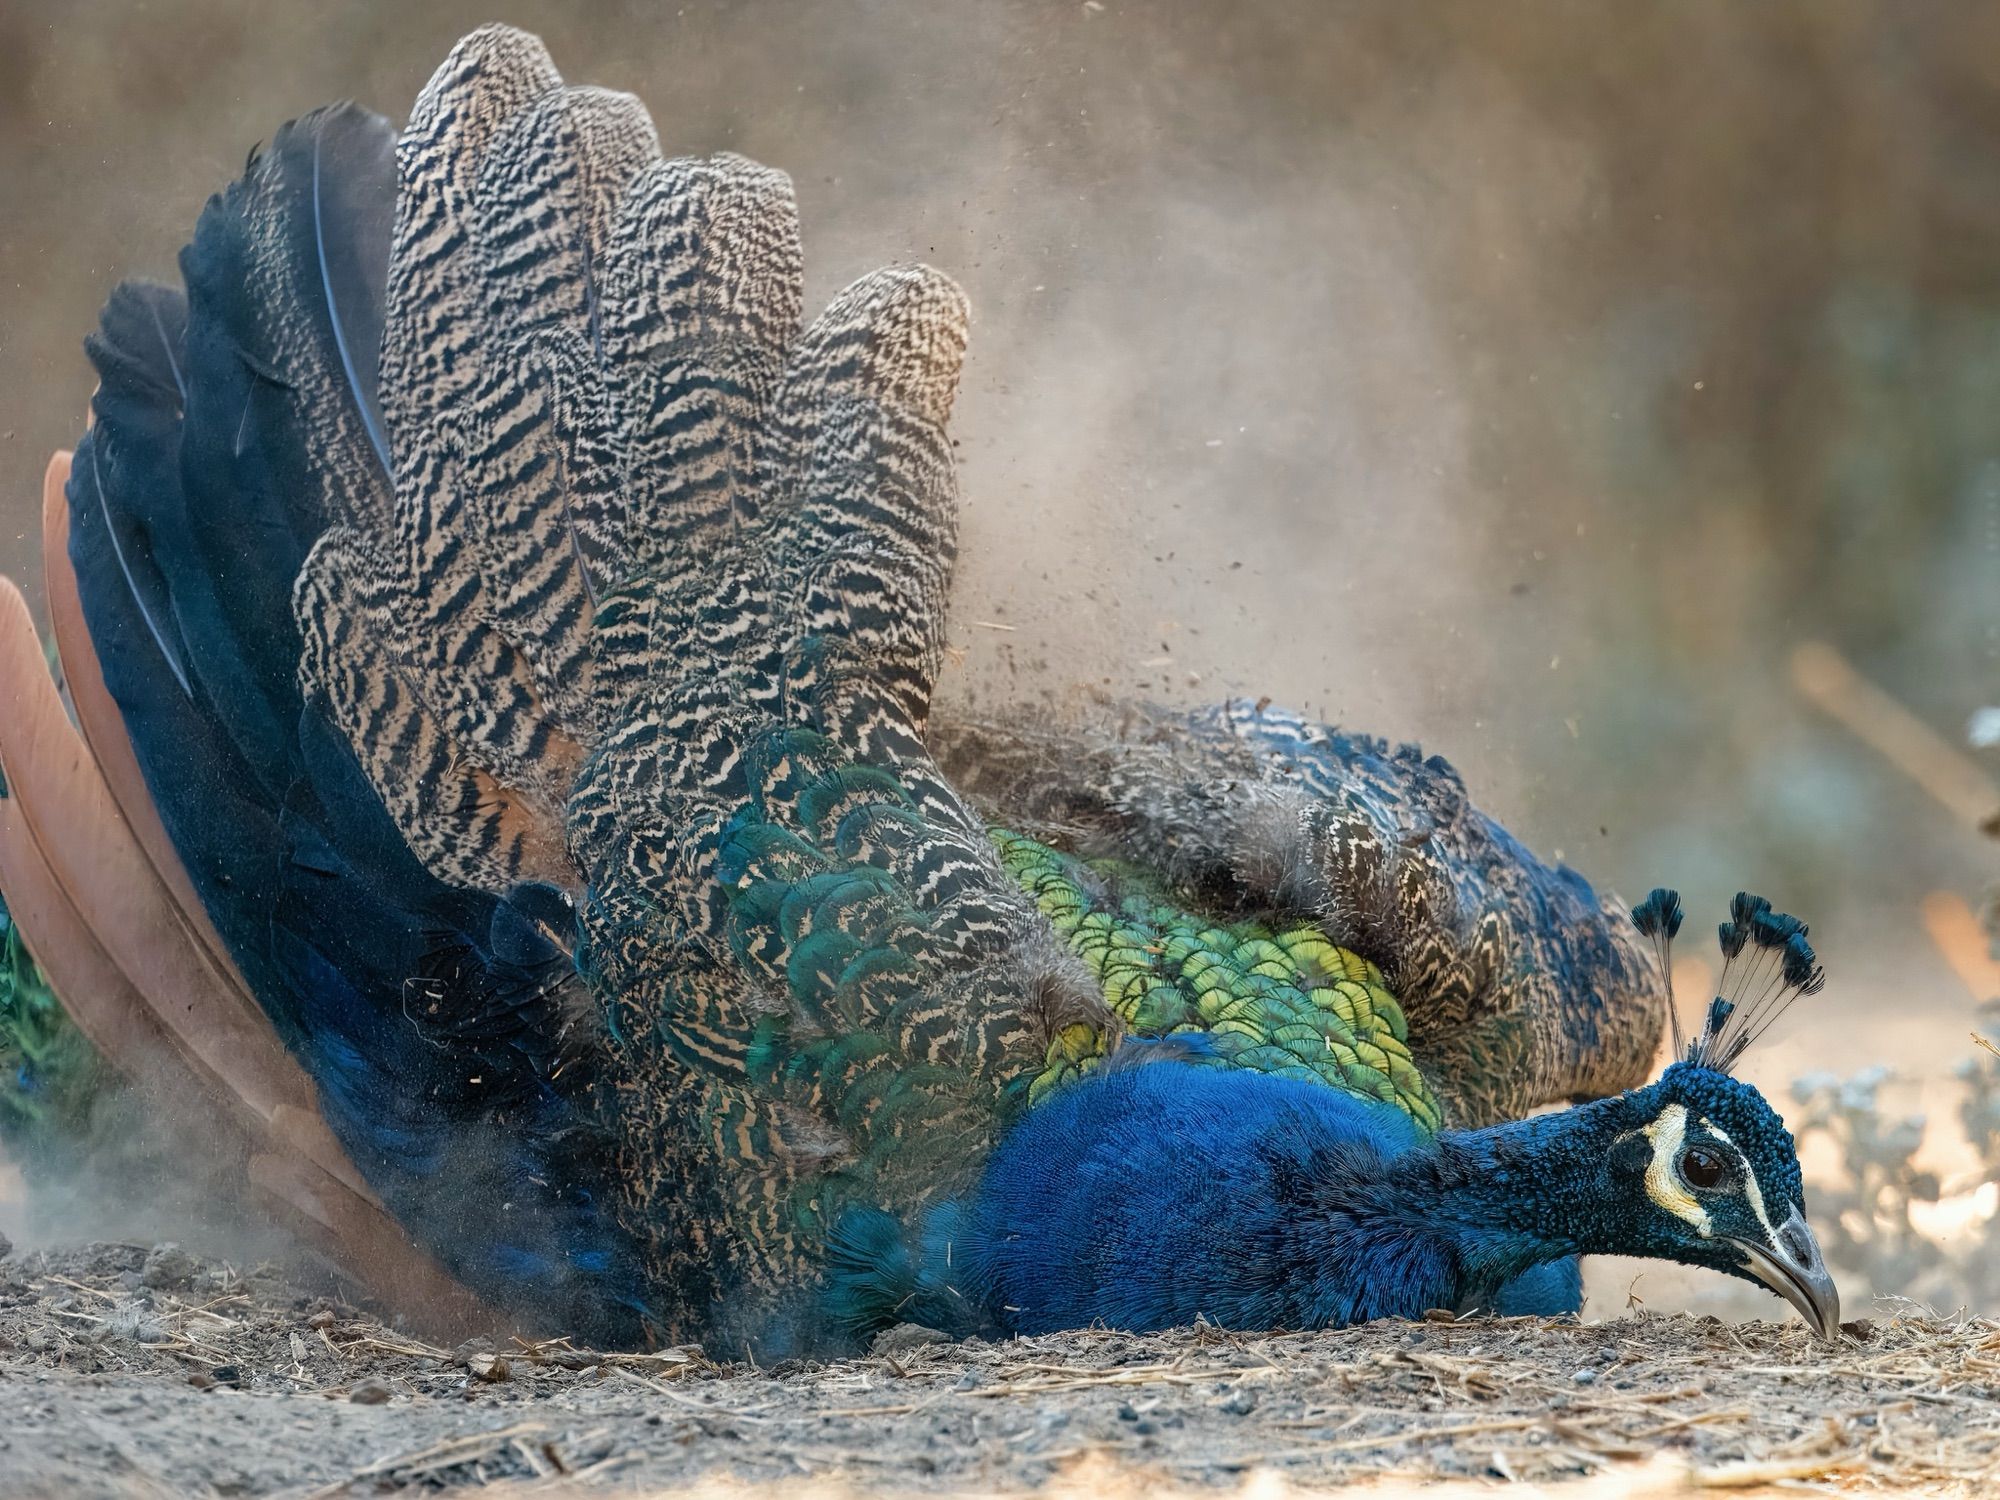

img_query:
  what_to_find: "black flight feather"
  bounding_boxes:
[67,102,652,1342]
[78,284,197,699]
[309,114,397,480]
[1630,886,1685,1060]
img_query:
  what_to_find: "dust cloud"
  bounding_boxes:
[0,2,1992,1311]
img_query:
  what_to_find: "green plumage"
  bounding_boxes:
[993,832,1442,1131]
[0,897,109,1168]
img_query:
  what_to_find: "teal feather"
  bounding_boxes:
[0,898,109,1170]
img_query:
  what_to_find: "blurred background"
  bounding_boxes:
[0,1,1993,1317]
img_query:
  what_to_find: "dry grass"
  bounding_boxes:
[4,1245,1999,1496]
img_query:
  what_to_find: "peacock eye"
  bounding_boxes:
[1679,1147,1726,1190]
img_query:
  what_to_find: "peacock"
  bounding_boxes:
[0,25,1839,1354]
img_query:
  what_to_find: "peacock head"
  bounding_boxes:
[1593,889,1838,1336]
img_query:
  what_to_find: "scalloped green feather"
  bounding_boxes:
[991,829,1444,1135]
[0,895,110,1166]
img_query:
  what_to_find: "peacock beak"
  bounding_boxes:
[1728,1207,1839,1339]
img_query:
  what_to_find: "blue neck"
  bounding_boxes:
[946,1062,1644,1335]
[1358,1100,1631,1289]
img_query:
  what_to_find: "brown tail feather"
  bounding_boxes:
[0,788,199,1111]
[243,1148,487,1338]
[0,523,492,1338]
[0,572,311,1129]
[42,453,262,1030]
[42,456,387,1207]
[0,794,483,1333]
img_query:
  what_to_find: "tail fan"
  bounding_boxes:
[4,24,1096,1346]
[43,74,652,1340]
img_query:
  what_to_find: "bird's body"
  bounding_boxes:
[0,26,1838,1355]
[954,1058,1809,1337]
[971,1061,1614,1335]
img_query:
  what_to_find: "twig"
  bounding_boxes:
[610,1363,773,1421]
[1691,1451,1863,1487]
[42,1274,120,1305]
[1792,641,2000,831]
[1923,890,2000,1000]
[300,1422,552,1499]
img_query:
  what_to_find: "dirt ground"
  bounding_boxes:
[0,1242,1993,1499]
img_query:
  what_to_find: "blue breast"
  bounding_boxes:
[964,1061,1434,1332]
[820,1059,1583,1342]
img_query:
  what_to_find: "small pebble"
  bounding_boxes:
[1571,1368,1598,1385]
[308,1310,335,1330]
[141,1243,198,1290]
[1218,1389,1258,1416]
[348,1377,392,1405]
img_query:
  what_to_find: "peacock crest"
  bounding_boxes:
[1632,888,1828,1077]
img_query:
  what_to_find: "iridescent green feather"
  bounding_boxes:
[0,642,114,1168]
[0,895,110,1168]
[991,830,1443,1134]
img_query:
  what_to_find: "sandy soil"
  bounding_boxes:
[0,1241,1993,1499]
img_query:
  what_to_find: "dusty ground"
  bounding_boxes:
[0,1242,1993,1498]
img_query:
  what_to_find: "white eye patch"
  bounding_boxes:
[1701,1115,1780,1245]
[1636,1103,1712,1236]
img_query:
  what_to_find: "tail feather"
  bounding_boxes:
[242,1145,490,1336]
[47,456,381,1209]
[57,74,653,1340]
[0,577,289,1126]
[0,565,485,1328]
[306,99,400,476]
[75,285,196,698]
[0,736,192,1117]
[44,452,242,1002]
[173,106,401,795]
